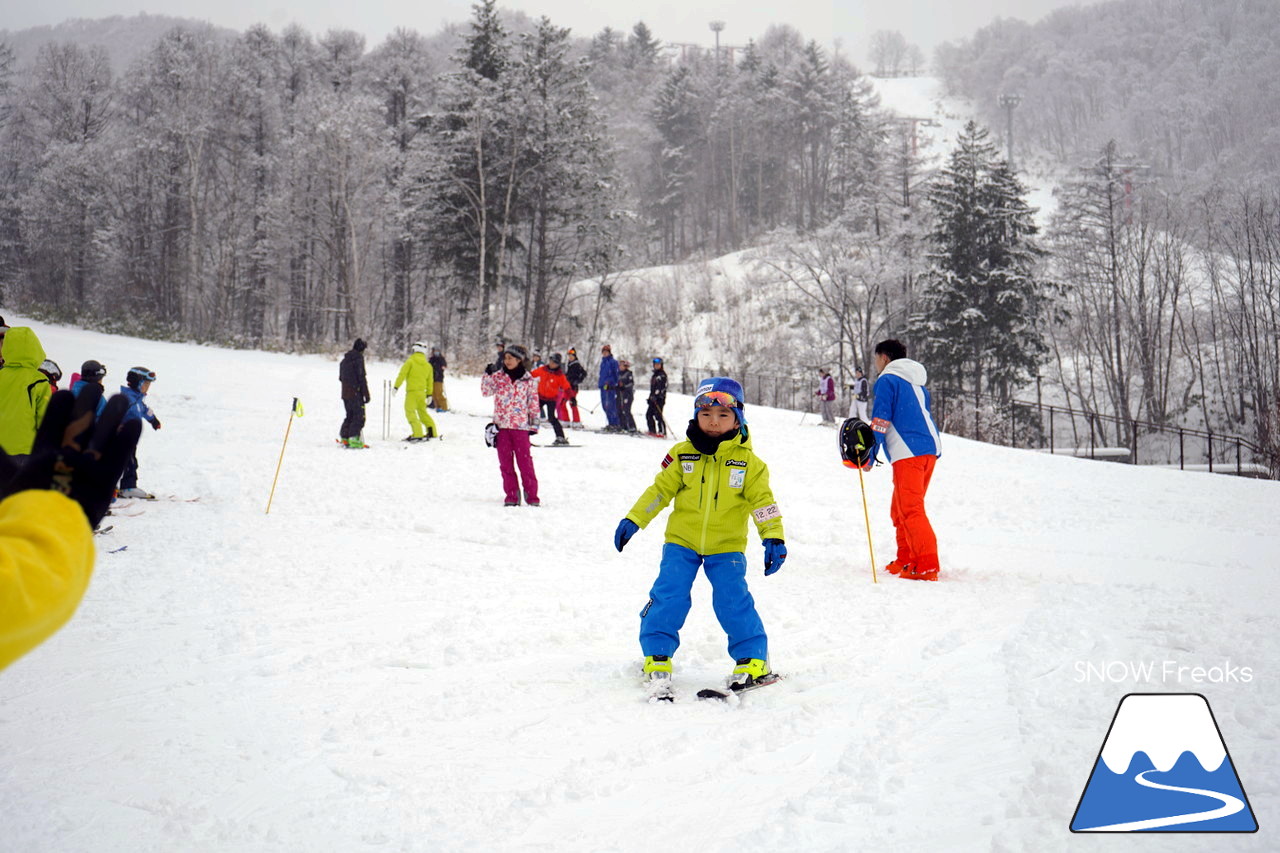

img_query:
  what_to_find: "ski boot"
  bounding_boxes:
[899,563,939,582]
[644,655,674,701]
[345,436,365,449]
[884,560,906,576]
[552,436,570,446]
[728,658,771,690]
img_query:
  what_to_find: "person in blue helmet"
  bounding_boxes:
[645,356,668,437]
[117,367,162,499]
[613,376,787,699]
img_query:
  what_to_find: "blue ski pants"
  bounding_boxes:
[600,388,619,426]
[639,543,768,661]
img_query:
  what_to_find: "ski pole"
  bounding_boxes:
[855,450,878,583]
[266,397,303,515]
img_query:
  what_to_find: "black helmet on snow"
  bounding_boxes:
[81,359,107,380]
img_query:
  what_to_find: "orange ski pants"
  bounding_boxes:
[890,455,938,571]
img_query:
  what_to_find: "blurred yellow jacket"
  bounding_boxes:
[0,490,95,670]
[0,327,52,455]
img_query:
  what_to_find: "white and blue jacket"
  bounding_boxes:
[869,358,941,463]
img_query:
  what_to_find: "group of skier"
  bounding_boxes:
[330,333,941,695]
[0,319,163,502]
[338,339,449,448]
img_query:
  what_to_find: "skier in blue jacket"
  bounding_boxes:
[597,344,620,430]
[117,367,162,499]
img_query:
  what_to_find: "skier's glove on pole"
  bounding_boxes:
[0,387,142,528]
[614,518,639,552]
[763,538,787,576]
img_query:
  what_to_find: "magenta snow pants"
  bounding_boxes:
[495,428,539,504]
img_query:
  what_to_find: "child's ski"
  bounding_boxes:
[696,673,784,702]
[111,508,146,517]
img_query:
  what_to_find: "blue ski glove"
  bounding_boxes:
[614,518,639,552]
[763,538,787,576]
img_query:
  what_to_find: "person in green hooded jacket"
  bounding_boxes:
[0,326,53,457]
[394,342,438,441]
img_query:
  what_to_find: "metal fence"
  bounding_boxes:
[932,388,1278,479]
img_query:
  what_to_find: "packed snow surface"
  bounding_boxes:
[1,317,1276,852]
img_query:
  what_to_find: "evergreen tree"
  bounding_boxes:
[910,120,1053,398]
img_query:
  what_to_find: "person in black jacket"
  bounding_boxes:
[429,346,449,411]
[617,359,637,432]
[646,356,668,436]
[561,347,587,428]
[339,338,371,448]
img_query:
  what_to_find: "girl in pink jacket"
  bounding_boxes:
[481,344,541,506]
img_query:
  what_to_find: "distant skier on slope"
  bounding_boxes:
[560,348,587,427]
[338,338,371,448]
[613,376,786,698]
[645,357,668,437]
[597,344,620,430]
[394,342,438,441]
[617,359,637,432]
[866,339,942,582]
[531,353,572,446]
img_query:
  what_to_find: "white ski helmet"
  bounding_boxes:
[412,341,429,354]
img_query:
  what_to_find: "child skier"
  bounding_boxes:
[531,353,572,446]
[117,367,162,499]
[394,341,438,441]
[613,377,786,698]
[481,344,541,506]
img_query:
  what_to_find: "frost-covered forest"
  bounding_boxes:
[0,0,1277,468]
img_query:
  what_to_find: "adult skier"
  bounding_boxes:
[338,338,371,448]
[429,346,449,412]
[394,342,438,441]
[865,339,942,581]
[814,368,836,424]
[597,344,620,430]
[481,344,541,506]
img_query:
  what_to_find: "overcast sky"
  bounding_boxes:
[3,0,1087,60]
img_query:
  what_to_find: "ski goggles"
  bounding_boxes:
[694,390,739,410]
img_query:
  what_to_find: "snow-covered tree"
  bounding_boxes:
[911,120,1053,398]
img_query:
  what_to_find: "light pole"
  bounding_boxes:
[709,21,725,60]
[998,92,1021,170]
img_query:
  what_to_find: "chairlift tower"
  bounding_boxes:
[998,92,1021,170]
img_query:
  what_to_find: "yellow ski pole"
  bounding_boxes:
[266,397,303,514]
[856,455,878,584]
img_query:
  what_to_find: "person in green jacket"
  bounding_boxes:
[613,376,787,697]
[394,342,438,441]
[0,326,53,457]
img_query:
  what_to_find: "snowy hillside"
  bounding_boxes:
[1,316,1276,852]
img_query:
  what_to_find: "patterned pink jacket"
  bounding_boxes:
[481,369,539,430]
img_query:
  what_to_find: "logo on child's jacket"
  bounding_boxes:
[1070,693,1257,833]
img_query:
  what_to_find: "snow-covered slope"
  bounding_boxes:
[1,317,1275,852]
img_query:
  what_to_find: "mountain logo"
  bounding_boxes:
[1070,693,1258,833]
